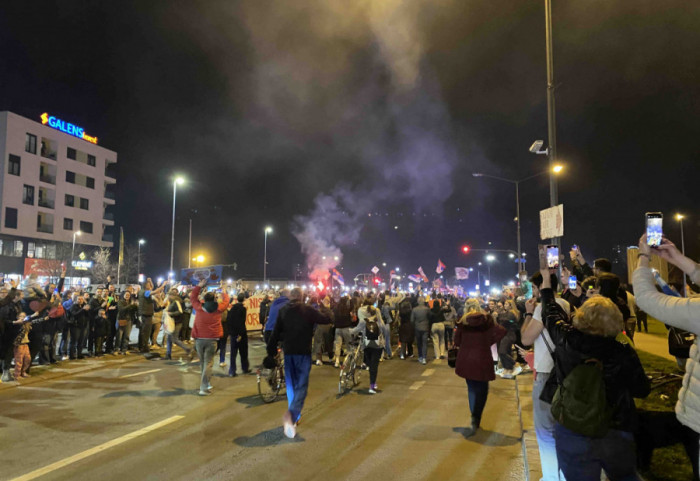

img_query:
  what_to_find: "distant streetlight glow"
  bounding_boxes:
[552,164,564,174]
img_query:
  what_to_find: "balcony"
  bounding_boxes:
[102,234,113,243]
[40,174,56,185]
[37,224,54,234]
[38,199,55,209]
[103,212,114,221]
[105,190,115,200]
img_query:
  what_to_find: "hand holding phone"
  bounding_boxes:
[546,245,560,269]
[645,212,663,247]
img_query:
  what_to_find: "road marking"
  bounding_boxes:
[8,415,185,481]
[119,368,162,379]
[409,381,425,390]
[421,369,435,377]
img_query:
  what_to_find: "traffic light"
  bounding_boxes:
[462,245,470,254]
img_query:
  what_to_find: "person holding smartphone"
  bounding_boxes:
[634,233,700,477]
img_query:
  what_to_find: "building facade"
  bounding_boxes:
[0,111,116,280]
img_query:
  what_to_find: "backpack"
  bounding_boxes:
[365,316,380,341]
[550,358,612,438]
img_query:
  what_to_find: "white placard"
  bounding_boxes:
[540,204,564,239]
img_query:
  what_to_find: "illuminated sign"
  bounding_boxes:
[71,260,94,271]
[40,112,98,144]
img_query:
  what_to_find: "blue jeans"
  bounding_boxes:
[532,371,564,481]
[195,339,217,392]
[555,423,640,481]
[381,324,392,357]
[415,330,429,359]
[218,332,230,363]
[466,379,489,421]
[284,354,311,423]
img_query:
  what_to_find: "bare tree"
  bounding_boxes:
[120,244,143,284]
[91,247,115,284]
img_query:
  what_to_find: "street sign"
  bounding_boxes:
[540,204,564,239]
[371,265,379,274]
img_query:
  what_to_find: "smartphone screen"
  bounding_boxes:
[646,212,663,247]
[546,245,560,269]
[568,276,577,290]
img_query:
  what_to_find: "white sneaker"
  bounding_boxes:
[512,365,523,376]
[207,383,213,391]
[501,369,514,379]
[61,356,69,361]
[368,387,377,394]
[334,362,339,368]
[315,360,322,366]
[495,368,505,376]
[198,390,211,396]
[219,362,226,367]
[420,358,427,365]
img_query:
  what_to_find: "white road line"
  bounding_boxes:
[409,381,426,390]
[118,368,162,379]
[8,415,185,481]
[421,369,435,377]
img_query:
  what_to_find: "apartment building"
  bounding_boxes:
[0,111,116,279]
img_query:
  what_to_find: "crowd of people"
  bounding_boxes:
[1,231,698,481]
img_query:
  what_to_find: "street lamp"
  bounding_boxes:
[138,239,145,282]
[264,226,272,285]
[485,255,495,285]
[676,214,686,296]
[170,176,185,273]
[472,165,563,273]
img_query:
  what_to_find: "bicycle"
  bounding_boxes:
[257,350,285,403]
[338,336,364,394]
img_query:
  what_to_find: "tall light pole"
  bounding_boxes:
[170,176,185,273]
[71,231,81,287]
[138,239,145,281]
[485,254,495,285]
[676,214,686,297]
[263,226,273,285]
[545,0,558,210]
[473,166,563,273]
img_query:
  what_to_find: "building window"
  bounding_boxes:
[67,147,77,160]
[4,207,18,229]
[79,198,89,210]
[25,133,37,154]
[8,154,21,176]
[86,177,95,189]
[65,194,75,207]
[63,218,73,230]
[79,221,93,234]
[23,185,35,205]
[27,242,35,258]
[66,171,75,183]
[1,240,23,257]
[88,154,96,166]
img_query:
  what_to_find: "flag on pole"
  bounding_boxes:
[332,268,344,285]
[436,259,446,274]
[417,266,429,283]
[408,274,422,283]
[455,267,470,280]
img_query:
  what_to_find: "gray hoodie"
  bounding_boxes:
[411,304,430,331]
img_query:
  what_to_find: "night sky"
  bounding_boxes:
[1,1,698,288]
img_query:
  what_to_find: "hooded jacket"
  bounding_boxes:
[264,296,289,332]
[454,312,506,382]
[190,286,230,339]
[540,287,651,433]
[266,300,330,356]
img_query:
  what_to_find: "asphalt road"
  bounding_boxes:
[0,339,525,481]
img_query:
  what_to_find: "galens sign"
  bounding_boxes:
[41,113,98,144]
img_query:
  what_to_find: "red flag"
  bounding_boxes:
[436,259,446,274]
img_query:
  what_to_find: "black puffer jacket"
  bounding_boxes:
[540,288,651,433]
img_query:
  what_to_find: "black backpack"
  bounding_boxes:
[365,316,380,341]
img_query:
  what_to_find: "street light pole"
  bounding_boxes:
[138,239,145,282]
[515,181,522,273]
[545,0,558,210]
[170,177,185,273]
[263,226,272,285]
[71,231,81,287]
[677,214,686,297]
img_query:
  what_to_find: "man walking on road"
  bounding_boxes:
[191,279,230,396]
[227,293,249,377]
[265,287,331,438]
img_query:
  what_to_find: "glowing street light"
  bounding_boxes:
[676,213,687,296]
[264,226,273,285]
[137,239,146,282]
[170,176,186,272]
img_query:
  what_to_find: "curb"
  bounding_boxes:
[515,372,541,481]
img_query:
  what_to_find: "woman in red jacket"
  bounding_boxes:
[454,298,506,437]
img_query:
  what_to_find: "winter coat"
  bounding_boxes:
[454,313,506,382]
[166,299,186,324]
[138,289,157,316]
[332,302,353,328]
[70,303,91,328]
[411,305,430,332]
[634,265,700,434]
[190,286,230,339]
[227,303,248,337]
[266,301,330,356]
[117,300,138,321]
[540,287,651,433]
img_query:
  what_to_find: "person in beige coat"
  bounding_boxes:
[634,233,700,476]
